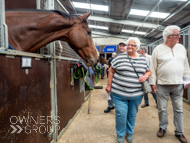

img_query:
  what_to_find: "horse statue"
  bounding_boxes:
[5,9,98,66]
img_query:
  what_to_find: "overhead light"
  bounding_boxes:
[150,12,170,19]
[122,29,146,35]
[72,2,108,12]
[89,25,108,30]
[129,9,149,16]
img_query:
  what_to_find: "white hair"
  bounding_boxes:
[126,37,141,50]
[163,25,180,42]
[140,46,148,53]
[112,52,117,57]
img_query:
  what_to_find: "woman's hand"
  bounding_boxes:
[106,85,111,93]
[139,75,147,83]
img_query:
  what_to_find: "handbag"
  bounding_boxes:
[142,80,152,94]
[127,54,152,94]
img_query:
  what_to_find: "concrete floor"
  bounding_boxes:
[57,78,190,143]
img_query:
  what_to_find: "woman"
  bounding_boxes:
[106,37,151,143]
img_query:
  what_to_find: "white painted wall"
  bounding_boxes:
[92,35,147,46]
[92,36,127,46]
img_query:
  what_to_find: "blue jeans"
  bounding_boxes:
[108,92,114,108]
[144,91,157,104]
[112,93,143,138]
[101,67,105,78]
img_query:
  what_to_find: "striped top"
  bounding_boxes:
[111,53,149,97]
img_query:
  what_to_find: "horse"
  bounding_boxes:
[5,9,98,66]
[99,56,108,64]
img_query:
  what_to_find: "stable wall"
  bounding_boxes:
[0,55,51,143]
[0,54,92,143]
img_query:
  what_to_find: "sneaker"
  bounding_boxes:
[104,106,115,113]
[141,103,149,108]
[126,134,134,143]
[175,134,188,143]
[116,136,124,143]
[157,128,166,138]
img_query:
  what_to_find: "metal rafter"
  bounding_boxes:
[88,15,162,29]
[145,0,190,37]
[119,0,137,34]
[132,0,163,35]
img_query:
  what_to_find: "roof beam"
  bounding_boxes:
[119,0,137,34]
[132,0,163,35]
[160,0,190,24]
[88,15,162,29]
[145,0,190,37]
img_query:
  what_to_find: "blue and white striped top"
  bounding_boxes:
[111,53,149,97]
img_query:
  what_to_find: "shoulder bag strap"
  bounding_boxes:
[127,54,140,78]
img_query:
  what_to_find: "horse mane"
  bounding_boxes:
[5,9,80,20]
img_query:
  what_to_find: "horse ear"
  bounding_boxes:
[81,11,92,20]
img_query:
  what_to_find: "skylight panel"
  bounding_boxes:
[89,25,108,30]
[134,31,146,35]
[121,30,134,33]
[150,12,170,19]
[89,25,96,28]
[129,9,170,19]
[91,4,108,12]
[72,2,90,9]
[129,9,149,16]
[122,29,146,35]
[72,2,108,12]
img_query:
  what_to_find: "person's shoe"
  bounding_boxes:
[175,134,188,143]
[141,103,149,108]
[116,136,124,143]
[104,106,114,113]
[157,128,166,138]
[126,134,134,143]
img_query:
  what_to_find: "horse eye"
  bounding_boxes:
[87,31,91,35]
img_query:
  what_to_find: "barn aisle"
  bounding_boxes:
[57,78,190,143]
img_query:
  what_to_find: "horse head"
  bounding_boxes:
[6,10,98,67]
[99,56,108,64]
[66,11,98,67]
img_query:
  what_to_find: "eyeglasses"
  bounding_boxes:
[169,34,180,37]
[127,44,136,47]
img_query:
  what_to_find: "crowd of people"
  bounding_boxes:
[101,25,189,143]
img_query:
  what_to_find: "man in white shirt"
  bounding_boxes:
[138,47,157,108]
[150,25,190,143]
